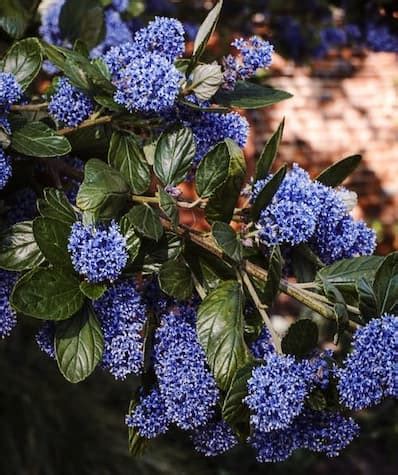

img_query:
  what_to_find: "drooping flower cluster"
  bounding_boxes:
[49,78,94,127]
[93,280,147,380]
[250,326,275,360]
[223,36,274,90]
[68,221,128,283]
[36,322,56,358]
[253,163,376,263]
[0,270,18,338]
[0,149,12,191]
[103,17,184,113]
[337,314,398,410]
[191,421,238,457]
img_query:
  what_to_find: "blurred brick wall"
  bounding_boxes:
[247,52,398,253]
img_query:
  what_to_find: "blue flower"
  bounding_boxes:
[125,388,170,438]
[93,280,147,380]
[245,353,315,432]
[0,72,22,109]
[154,310,219,430]
[0,149,12,190]
[0,270,18,338]
[68,221,128,283]
[248,427,297,463]
[36,322,56,358]
[337,314,398,410]
[366,24,398,53]
[49,78,94,127]
[39,0,67,47]
[191,421,238,456]
[250,327,275,359]
[133,16,185,62]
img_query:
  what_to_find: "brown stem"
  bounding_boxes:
[57,115,112,135]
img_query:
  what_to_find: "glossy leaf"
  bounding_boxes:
[357,277,378,321]
[0,0,30,38]
[119,215,141,262]
[251,165,287,221]
[37,188,77,225]
[195,141,230,198]
[79,281,107,300]
[255,118,285,181]
[192,1,223,61]
[212,221,242,262]
[158,188,179,229]
[316,155,362,187]
[373,252,398,315]
[32,217,72,268]
[281,319,319,358]
[158,258,193,300]
[191,63,223,101]
[262,245,282,306]
[124,205,164,242]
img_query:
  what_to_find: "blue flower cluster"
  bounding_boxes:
[36,322,56,358]
[191,421,238,457]
[223,36,274,90]
[68,221,128,283]
[337,314,398,410]
[0,72,22,110]
[253,164,376,263]
[0,270,17,338]
[39,0,68,47]
[366,24,398,53]
[49,78,94,127]
[249,409,359,462]
[0,149,12,191]
[93,280,147,380]
[309,349,334,390]
[250,326,275,360]
[103,17,184,113]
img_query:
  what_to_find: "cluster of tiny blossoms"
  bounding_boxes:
[68,221,128,283]
[253,164,376,263]
[0,270,18,338]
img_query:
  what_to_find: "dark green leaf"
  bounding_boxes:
[191,1,223,65]
[281,319,319,358]
[2,38,42,90]
[108,132,150,195]
[123,205,164,241]
[215,81,292,109]
[206,139,246,223]
[94,95,124,111]
[251,165,287,221]
[0,0,30,38]
[357,277,378,321]
[140,233,182,273]
[79,281,107,300]
[55,306,104,383]
[373,252,398,315]
[119,215,141,262]
[158,188,179,229]
[262,245,282,306]
[255,118,285,181]
[154,127,196,186]
[32,217,71,268]
[63,57,92,92]
[158,258,193,300]
[195,141,230,198]
[322,280,349,343]
[316,155,362,187]
[197,280,251,390]
[212,221,242,262]
[37,188,77,224]
[307,389,327,411]
[11,267,84,320]
[11,122,71,157]
[76,159,130,219]
[0,221,44,271]
[290,244,322,283]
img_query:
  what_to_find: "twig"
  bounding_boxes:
[57,115,112,135]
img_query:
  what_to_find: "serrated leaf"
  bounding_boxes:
[158,258,193,300]
[262,245,282,306]
[11,267,84,320]
[281,319,319,358]
[195,141,230,198]
[192,1,223,62]
[191,63,223,101]
[11,122,72,157]
[2,37,42,90]
[215,81,292,109]
[0,221,44,271]
[108,132,150,195]
[251,165,287,221]
[124,205,164,242]
[32,217,72,268]
[373,252,398,315]
[79,281,107,300]
[197,280,252,390]
[55,306,104,383]
[37,188,77,225]
[316,155,362,187]
[154,127,196,186]
[158,188,179,229]
[212,221,242,262]
[255,118,284,181]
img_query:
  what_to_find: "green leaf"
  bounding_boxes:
[158,258,193,300]
[373,252,398,315]
[191,63,223,101]
[281,319,319,358]
[322,281,349,343]
[316,155,362,187]
[128,395,149,456]
[11,268,85,320]
[307,389,327,411]
[255,118,285,181]
[37,188,77,225]
[2,38,42,90]
[0,0,30,39]
[55,306,104,383]
[0,221,44,271]
[32,217,71,268]
[79,281,107,300]
[192,1,223,61]
[212,221,242,262]
[108,132,150,195]
[123,205,164,241]
[119,215,141,262]
[206,139,246,223]
[158,188,179,229]
[63,57,93,92]
[76,159,130,219]
[195,141,230,198]
[215,81,292,109]
[197,280,251,390]
[11,122,72,157]
[140,233,182,273]
[251,165,287,221]
[154,127,196,186]
[262,245,282,306]
[290,244,322,283]
[357,277,378,321]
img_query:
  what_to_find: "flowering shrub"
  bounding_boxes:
[0,0,397,465]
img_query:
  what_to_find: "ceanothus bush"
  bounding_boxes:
[0,0,396,466]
